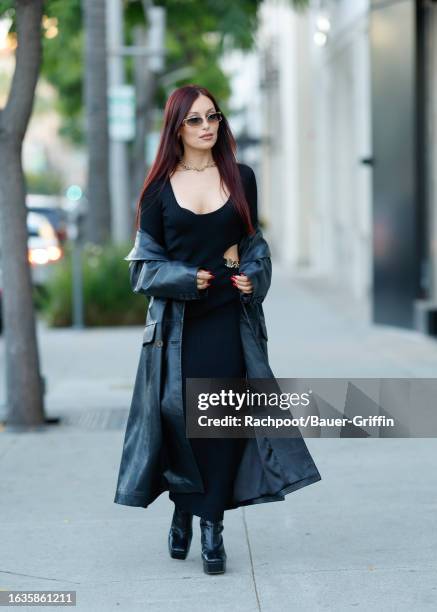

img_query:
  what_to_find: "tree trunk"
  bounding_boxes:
[81,0,111,244]
[0,0,45,427]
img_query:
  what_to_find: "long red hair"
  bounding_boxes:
[133,84,255,236]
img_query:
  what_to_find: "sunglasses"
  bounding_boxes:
[182,111,223,128]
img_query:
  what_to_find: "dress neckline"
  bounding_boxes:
[168,177,230,217]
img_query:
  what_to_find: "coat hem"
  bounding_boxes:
[231,471,322,509]
[113,472,322,511]
[114,491,156,508]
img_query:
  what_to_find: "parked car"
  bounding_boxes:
[27,210,64,286]
[0,210,64,333]
[26,194,69,244]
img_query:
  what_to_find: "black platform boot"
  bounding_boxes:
[168,506,193,560]
[200,518,227,574]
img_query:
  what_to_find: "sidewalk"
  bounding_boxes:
[0,266,436,611]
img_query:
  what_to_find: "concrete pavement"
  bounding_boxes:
[1,265,436,611]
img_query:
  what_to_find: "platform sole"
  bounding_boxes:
[169,547,189,560]
[202,558,226,574]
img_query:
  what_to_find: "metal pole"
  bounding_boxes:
[106,0,131,244]
[71,237,84,329]
[67,206,85,329]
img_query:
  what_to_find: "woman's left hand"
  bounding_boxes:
[231,273,253,294]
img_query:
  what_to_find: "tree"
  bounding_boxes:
[41,0,264,143]
[0,0,45,427]
[81,0,111,244]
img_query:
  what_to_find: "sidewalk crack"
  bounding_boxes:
[242,507,262,612]
[0,569,80,585]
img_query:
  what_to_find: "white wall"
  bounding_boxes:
[311,0,372,298]
[258,0,372,299]
[258,0,311,263]
[220,48,266,225]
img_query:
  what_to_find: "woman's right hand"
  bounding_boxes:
[196,269,214,290]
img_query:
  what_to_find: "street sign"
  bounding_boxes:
[108,84,135,141]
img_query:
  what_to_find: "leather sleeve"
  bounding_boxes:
[238,168,269,304]
[239,254,272,305]
[128,258,208,301]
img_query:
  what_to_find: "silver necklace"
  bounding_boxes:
[178,158,216,172]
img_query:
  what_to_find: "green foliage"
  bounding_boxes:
[289,0,310,11]
[25,170,63,195]
[37,240,149,327]
[42,0,84,144]
[1,0,309,142]
[0,2,14,16]
[42,0,263,143]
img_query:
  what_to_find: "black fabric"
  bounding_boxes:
[170,299,247,521]
[114,219,323,512]
[139,163,257,520]
[139,162,258,248]
[140,163,258,318]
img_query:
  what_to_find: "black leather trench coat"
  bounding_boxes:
[114,225,321,510]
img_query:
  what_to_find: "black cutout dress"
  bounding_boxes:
[140,163,258,521]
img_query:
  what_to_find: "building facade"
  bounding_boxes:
[258,0,437,334]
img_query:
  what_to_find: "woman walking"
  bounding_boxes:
[114,84,321,575]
